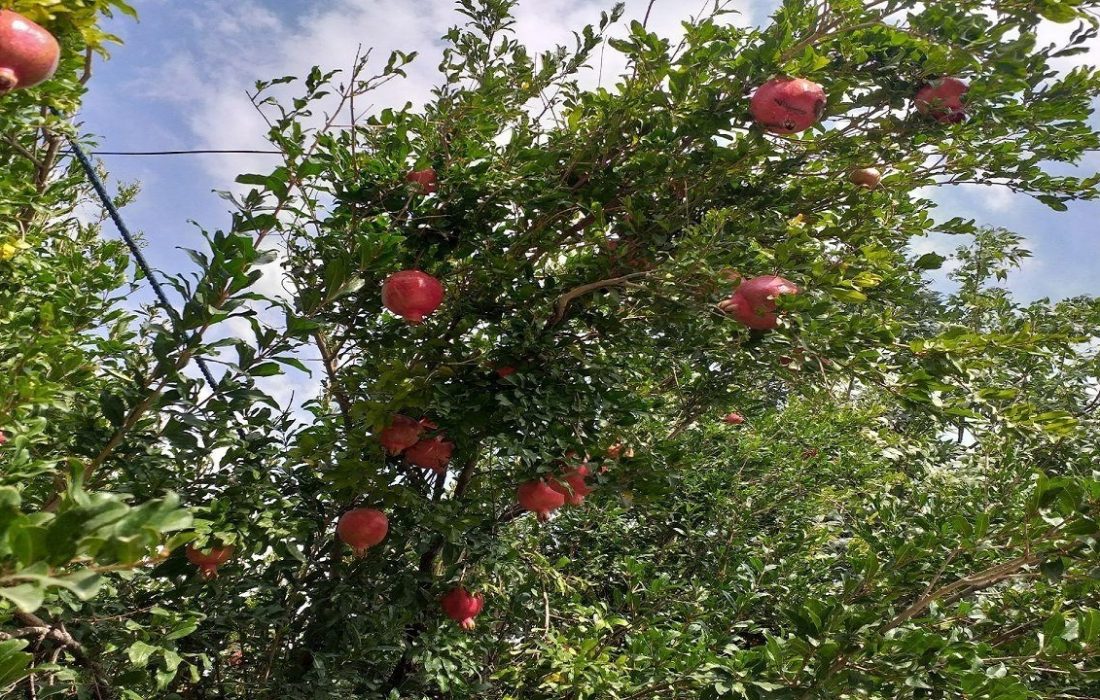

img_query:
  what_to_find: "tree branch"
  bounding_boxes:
[11,612,111,699]
[546,272,649,328]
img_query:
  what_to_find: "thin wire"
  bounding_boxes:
[85,149,282,156]
[54,112,222,392]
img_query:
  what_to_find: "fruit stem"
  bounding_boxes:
[0,68,18,94]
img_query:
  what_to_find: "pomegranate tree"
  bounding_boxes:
[517,479,567,521]
[406,167,438,194]
[0,11,60,94]
[337,508,389,556]
[718,275,800,330]
[440,587,484,630]
[382,270,444,323]
[550,464,594,506]
[405,435,454,473]
[750,77,827,134]
[379,415,430,455]
[186,544,235,580]
[915,77,968,124]
[849,167,882,189]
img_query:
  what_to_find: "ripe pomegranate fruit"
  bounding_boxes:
[441,587,484,630]
[186,544,235,580]
[337,508,389,556]
[550,465,594,506]
[0,11,60,94]
[406,168,438,194]
[723,412,745,425]
[406,435,454,473]
[379,415,428,455]
[719,275,799,330]
[915,77,968,124]
[382,270,444,323]
[849,167,881,190]
[750,77,827,134]
[496,366,516,378]
[0,432,6,445]
[517,479,567,521]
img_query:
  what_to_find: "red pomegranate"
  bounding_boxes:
[0,432,6,445]
[551,465,594,506]
[337,508,389,556]
[719,275,799,330]
[405,435,454,473]
[0,11,60,94]
[849,167,881,190]
[406,168,438,194]
[441,587,484,630]
[517,479,567,522]
[750,77,827,134]
[723,412,745,425]
[496,366,516,378]
[382,270,444,323]
[379,415,428,455]
[186,544,235,580]
[915,77,968,124]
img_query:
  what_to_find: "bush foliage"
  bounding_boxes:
[2,0,1100,697]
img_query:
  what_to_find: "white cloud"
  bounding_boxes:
[137,0,770,185]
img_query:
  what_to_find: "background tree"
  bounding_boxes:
[2,0,1100,698]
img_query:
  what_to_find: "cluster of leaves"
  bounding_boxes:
[0,0,298,694]
[2,0,1100,697]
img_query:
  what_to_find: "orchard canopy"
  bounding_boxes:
[2,0,1100,697]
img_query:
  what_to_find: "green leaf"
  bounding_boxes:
[0,584,43,613]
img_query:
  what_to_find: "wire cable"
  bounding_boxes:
[86,149,281,156]
[53,111,222,392]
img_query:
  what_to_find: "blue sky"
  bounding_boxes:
[76,0,1100,403]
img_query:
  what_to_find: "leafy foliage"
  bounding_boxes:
[2,0,1100,698]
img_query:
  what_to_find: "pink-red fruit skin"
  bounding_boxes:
[496,366,516,378]
[750,78,827,134]
[337,508,389,556]
[723,412,745,425]
[550,465,594,506]
[406,435,454,473]
[382,270,444,323]
[915,77,968,124]
[0,11,59,94]
[186,544,235,580]
[517,480,567,522]
[720,275,799,330]
[406,168,438,194]
[379,415,425,455]
[441,587,484,630]
[849,167,881,190]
